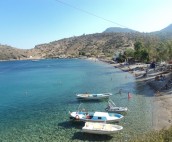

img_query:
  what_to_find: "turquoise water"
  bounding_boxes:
[0,59,154,141]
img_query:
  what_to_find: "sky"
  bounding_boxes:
[0,0,172,49]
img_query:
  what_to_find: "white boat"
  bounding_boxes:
[82,122,123,135]
[69,111,124,122]
[135,74,145,79]
[105,100,128,113]
[31,59,39,62]
[76,93,112,100]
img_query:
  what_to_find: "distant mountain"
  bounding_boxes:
[103,24,172,39]
[103,27,138,33]
[151,24,172,39]
[104,24,172,34]
[159,24,172,32]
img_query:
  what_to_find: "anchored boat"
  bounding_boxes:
[69,111,124,122]
[76,93,112,100]
[105,100,128,113]
[82,122,123,135]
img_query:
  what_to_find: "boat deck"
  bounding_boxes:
[84,122,118,131]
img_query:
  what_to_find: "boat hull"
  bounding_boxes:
[105,107,128,113]
[82,129,119,135]
[80,118,120,123]
[82,122,123,135]
[105,100,128,113]
[76,93,112,100]
[69,111,123,123]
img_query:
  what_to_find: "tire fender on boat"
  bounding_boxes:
[75,115,79,120]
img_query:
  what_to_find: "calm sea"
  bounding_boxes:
[0,59,154,141]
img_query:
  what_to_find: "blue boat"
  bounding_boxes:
[76,93,112,100]
[69,111,124,122]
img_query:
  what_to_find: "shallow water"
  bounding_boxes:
[0,59,154,141]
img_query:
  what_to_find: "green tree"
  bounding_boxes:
[134,41,143,61]
[139,49,149,62]
[124,48,134,58]
[116,52,125,63]
[166,41,172,60]
[134,41,143,51]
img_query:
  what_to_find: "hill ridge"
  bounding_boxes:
[0,23,172,60]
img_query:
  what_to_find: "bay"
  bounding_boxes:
[0,59,154,141]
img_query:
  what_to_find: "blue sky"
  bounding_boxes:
[0,0,172,49]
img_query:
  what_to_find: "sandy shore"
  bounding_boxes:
[94,59,172,130]
[136,72,172,130]
[152,89,172,130]
[102,59,172,131]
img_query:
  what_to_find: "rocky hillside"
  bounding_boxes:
[0,24,172,60]
[0,44,28,60]
[32,32,162,59]
[0,33,162,60]
[33,33,136,59]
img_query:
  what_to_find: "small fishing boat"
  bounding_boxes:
[105,100,128,113]
[69,111,124,122]
[82,122,123,135]
[76,93,112,100]
[135,74,145,79]
[31,59,39,62]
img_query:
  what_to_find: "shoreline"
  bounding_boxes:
[152,89,172,130]
[99,58,172,131]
